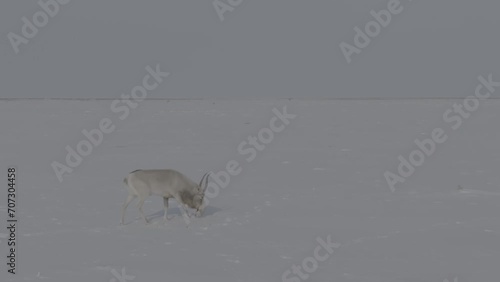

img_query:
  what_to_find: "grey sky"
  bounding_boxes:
[0,0,499,99]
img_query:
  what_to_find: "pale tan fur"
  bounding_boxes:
[121,169,210,225]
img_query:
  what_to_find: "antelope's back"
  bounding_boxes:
[129,169,194,196]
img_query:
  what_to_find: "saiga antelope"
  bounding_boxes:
[121,169,210,225]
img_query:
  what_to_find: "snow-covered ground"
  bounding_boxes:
[1,99,500,282]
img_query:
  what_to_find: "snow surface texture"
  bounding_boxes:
[0,100,499,282]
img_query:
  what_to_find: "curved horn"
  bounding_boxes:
[199,172,209,188]
[203,171,211,192]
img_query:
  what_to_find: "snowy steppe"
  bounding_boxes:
[1,99,500,282]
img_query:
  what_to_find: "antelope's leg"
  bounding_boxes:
[137,197,149,224]
[121,194,135,225]
[173,194,191,225]
[163,197,169,220]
